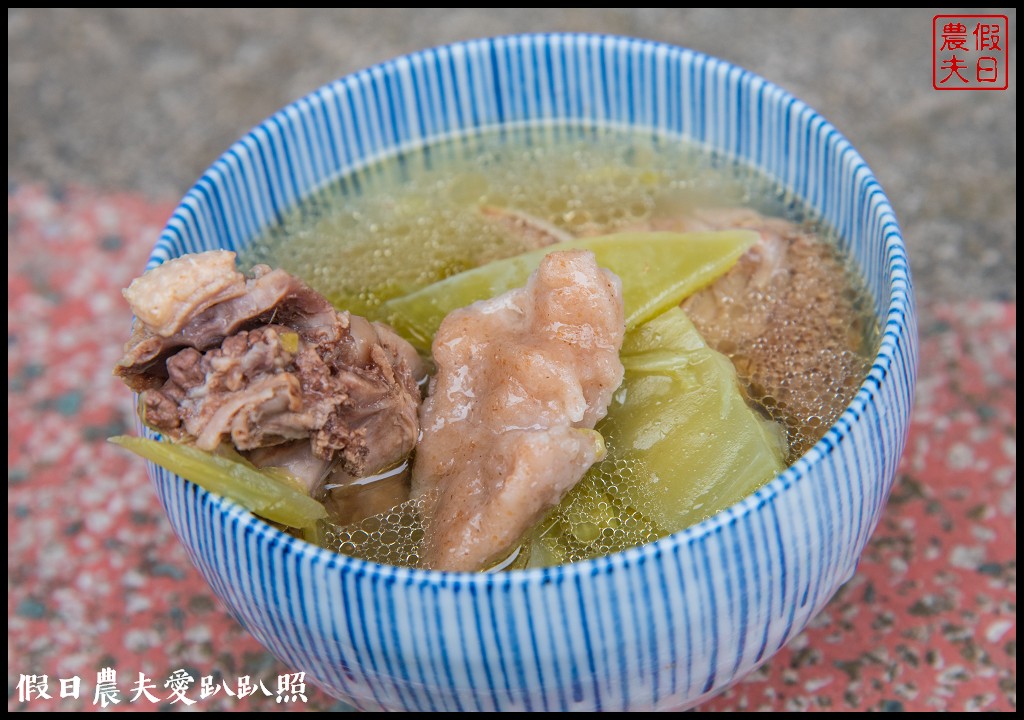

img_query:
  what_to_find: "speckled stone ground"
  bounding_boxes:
[7,8,1016,712]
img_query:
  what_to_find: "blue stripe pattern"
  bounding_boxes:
[142,34,917,711]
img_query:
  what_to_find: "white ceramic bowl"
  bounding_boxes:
[142,34,917,711]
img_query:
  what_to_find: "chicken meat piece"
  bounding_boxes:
[115,250,425,490]
[412,249,625,571]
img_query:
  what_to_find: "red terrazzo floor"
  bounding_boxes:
[7,184,1016,711]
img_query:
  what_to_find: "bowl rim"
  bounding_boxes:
[145,31,913,585]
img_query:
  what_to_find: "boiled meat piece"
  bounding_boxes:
[413,249,625,571]
[121,249,245,338]
[115,250,425,488]
[115,257,334,392]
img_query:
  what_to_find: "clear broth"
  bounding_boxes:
[242,124,879,568]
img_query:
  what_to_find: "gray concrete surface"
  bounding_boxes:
[8,8,1016,304]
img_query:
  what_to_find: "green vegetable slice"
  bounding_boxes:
[382,230,757,351]
[110,436,327,529]
[605,308,787,531]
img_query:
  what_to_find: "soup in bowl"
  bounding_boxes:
[130,34,917,711]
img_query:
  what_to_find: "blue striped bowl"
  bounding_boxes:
[143,34,916,711]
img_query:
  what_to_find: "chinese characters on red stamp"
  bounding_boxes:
[933,15,1009,90]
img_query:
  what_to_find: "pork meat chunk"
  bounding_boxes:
[412,249,625,571]
[116,251,425,487]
